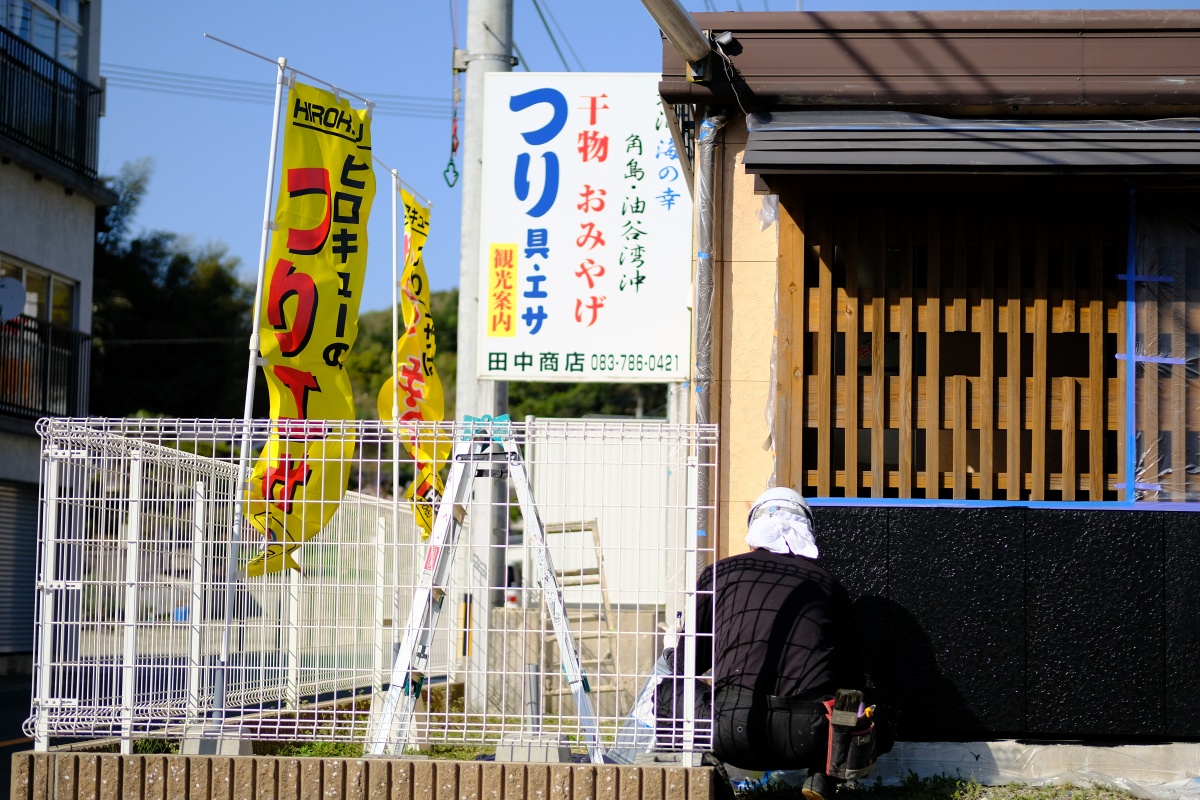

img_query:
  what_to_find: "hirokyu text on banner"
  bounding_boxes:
[477,73,693,382]
[244,80,375,577]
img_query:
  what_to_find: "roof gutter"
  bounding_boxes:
[641,2,725,554]
[640,0,713,79]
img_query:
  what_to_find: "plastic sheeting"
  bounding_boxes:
[1132,192,1200,503]
[726,742,1200,799]
[874,742,1200,799]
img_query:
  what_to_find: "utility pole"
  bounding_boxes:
[454,0,513,715]
[455,0,513,426]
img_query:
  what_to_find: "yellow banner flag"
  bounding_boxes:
[378,190,449,537]
[243,81,375,576]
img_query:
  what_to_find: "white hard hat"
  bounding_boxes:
[747,486,813,527]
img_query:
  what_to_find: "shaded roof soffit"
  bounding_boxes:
[741,112,1200,178]
[659,10,1200,115]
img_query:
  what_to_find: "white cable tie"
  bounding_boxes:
[265,220,278,231]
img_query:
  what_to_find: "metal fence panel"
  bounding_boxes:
[26,417,716,757]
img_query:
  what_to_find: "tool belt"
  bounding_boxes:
[822,689,878,780]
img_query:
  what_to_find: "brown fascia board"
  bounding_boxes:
[660,10,1200,115]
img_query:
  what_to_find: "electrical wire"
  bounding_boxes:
[447,0,463,184]
[101,63,453,119]
[538,0,585,72]
[100,337,246,346]
[530,0,570,71]
[511,39,532,71]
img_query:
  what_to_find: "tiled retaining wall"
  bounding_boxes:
[9,753,714,800]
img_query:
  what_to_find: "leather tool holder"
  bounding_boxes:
[823,689,878,780]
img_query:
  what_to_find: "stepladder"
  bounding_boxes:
[365,417,605,762]
[539,521,629,719]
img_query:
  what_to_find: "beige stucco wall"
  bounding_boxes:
[713,118,777,560]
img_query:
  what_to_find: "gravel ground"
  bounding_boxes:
[741,774,1137,800]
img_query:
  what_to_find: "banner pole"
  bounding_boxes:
[391,170,403,663]
[215,55,288,724]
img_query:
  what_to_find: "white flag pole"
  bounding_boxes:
[216,54,288,723]
[392,169,403,442]
[392,169,403,657]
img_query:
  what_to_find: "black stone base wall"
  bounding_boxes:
[811,507,1200,742]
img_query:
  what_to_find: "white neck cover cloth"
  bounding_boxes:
[745,514,819,558]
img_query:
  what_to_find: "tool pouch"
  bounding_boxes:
[823,689,878,781]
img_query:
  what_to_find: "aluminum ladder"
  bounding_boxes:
[365,418,603,762]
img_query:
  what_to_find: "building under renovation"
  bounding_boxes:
[658,10,1200,742]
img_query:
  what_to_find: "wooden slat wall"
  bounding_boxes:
[1089,197,1108,499]
[979,202,996,499]
[1135,197,1200,502]
[871,198,887,497]
[783,190,1125,500]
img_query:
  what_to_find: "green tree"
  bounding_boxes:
[91,160,259,417]
[508,380,667,419]
[344,288,459,421]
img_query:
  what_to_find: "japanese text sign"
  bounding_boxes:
[377,190,451,538]
[478,73,692,382]
[243,81,376,576]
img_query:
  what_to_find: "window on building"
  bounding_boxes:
[777,189,1127,503]
[0,258,77,328]
[3,0,82,71]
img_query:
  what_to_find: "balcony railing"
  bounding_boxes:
[0,315,89,419]
[0,24,101,181]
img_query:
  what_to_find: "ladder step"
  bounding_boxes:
[555,567,601,578]
[543,684,620,697]
[543,627,614,639]
[557,577,602,587]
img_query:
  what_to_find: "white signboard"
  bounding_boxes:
[478,73,693,382]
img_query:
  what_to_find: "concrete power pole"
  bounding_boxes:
[455,0,513,715]
[456,0,512,425]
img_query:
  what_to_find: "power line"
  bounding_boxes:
[511,38,532,71]
[530,0,570,71]
[105,63,450,105]
[539,0,585,72]
[100,337,246,346]
[101,63,453,119]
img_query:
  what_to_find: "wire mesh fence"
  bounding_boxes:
[26,417,717,758]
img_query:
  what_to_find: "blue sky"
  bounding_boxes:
[98,0,1200,312]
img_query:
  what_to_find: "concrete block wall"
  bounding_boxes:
[10,753,715,800]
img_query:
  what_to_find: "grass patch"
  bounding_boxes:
[736,773,1137,800]
[256,740,365,758]
[409,743,495,760]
